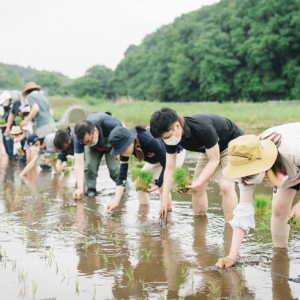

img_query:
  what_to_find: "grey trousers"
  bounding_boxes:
[84,145,120,194]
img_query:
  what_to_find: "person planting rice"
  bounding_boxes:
[19,132,56,177]
[73,112,123,198]
[150,107,244,222]
[54,127,75,174]
[215,123,300,268]
[105,125,186,213]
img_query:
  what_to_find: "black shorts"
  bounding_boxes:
[289,182,300,191]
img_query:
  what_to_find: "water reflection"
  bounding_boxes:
[0,158,300,300]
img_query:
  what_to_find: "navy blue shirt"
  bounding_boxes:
[165,113,243,154]
[74,113,122,154]
[117,128,183,187]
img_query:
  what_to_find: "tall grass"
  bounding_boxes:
[49,97,300,132]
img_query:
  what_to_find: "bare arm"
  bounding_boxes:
[3,113,15,136]
[186,144,220,190]
[20,154,39,177]
[73,153,84,199]
[106,185,125,214]
[160,152,177,218]
[49,109,54,117]
[20,103,39,126]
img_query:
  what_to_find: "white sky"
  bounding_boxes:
[0,0,219,79]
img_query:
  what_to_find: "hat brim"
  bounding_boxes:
[10,130,23,135]
[22,85,41,95]
[110,127,137,156]
[223,139,278,178]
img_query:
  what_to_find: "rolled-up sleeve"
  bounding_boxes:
[229,202,255,234]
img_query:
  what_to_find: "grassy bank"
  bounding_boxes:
[49,96,300,134]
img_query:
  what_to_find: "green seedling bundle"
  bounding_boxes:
[14,116,23,125]
[172,167,190,193]
[135,171,153,192]
[253,193,271,214]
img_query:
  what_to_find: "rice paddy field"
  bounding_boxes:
[0,153,300,299]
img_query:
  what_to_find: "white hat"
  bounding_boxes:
[0,92,12,105]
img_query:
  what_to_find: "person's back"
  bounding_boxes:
[27,91,54,128]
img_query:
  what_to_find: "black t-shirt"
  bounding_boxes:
[10,100,21,116]
[165,113,244,154]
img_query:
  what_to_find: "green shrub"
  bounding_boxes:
[172,167,190,190]
[136,171,153,192]
[253,194,271,214]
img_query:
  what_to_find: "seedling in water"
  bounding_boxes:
[208,281,220,294]
[145,249,152,260]
[139,278,145,291]
[55,261,59,274]
[93,287,96,300]
[32,280,38,299]
[143,229,150,237]
[135,171,153,192]
[97,222,101,233]
[12,260,17,271]
[253,193,271,214]
[94,244,100,255]
[113,261,119,271]
[75,278,80,293]
[179,264,190,275]
[102,253,108,263]
[114,238,119,245]
[159,290,166,300]
[161,258,168,268]
[124,267,134,281]
[108,231,113,239]
[172,167,190,193]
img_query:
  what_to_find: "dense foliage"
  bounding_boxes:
[1,0,300,102]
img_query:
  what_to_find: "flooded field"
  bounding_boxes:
[0,154,300,300]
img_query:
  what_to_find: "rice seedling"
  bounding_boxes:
[45,153,56,160]
[12,260,17,271]
[145,249,152,260]
[135,171,154,192]
[61,273,66,283]
[179,264,190,275]
[114,238,119,245]
[66,158,74,166]
[131,242,135,251]
[139,278,146,291]
[0,117,6,125]
[143,229,150,237]
[102,253,108,263]
[94,244,100,255]
[159,290,166,300]
[92,287,96,300]
[14,116,23,125]
[91,222,94,233]
[32,280,38,299]
[63,169,70,176]
[161,258,168,268]
[134,162,146,169]
[113,261,119,271]
[97,222,101,233]
[35,238,40,249]
[108,231,113,239]
[208,281,220,294]
[70,207,75,217]
[75,278,80,293]
[55,261,59,273]
[124,266,134,281]
[253,193,271,214]
[256,210,272,230]
[172,167,190,193]
[131,167,141,181]
[288,216,300,230]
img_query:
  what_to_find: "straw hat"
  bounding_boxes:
[223,135,278,178]
[22,82,41,95]
[10,126,23,135]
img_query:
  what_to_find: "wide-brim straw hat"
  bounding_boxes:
[109,126,137,156]
[10,126,23,135]
[223,134,278,178]
[22,82,41,95]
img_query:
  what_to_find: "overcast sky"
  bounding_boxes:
[0,0,219,79]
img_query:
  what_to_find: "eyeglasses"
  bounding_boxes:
[80,132,95,146]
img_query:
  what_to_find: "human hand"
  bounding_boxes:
[176,187,191,195]
[73,188,84,200]
[185,180,201,193]
[147,185,159,193]
[20,119,28,127]
[43,158,51,165]
[3,129,10,136]
[288,200,300,222]
[106,202,118,214]
[159,197,172,221]
[215,257,235,268]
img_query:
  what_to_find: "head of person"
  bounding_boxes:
[10,126,23,138]
[109,126,137,157]
[54,128,72,151]
[22,82,41,96]
[18,105,31,118]
[223,135,281,185]
[0,92,12,108]
[150,107,182,145]
[74,120,99,147]
[27,132,46,149]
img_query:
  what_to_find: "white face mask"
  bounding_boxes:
[164,125,182,146]
[244,172,265,185]
[89,136,99,147]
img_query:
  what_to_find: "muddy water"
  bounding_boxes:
[0,154,300,300]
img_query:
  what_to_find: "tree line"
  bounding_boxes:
[1,0,300,102]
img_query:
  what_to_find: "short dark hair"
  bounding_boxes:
[25,88,39,95]
[150,107,179,138]
[74,120,95,141]
[54,129,71,150]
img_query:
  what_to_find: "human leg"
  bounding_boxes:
[84,146,103,196]
[271,188,295,247]
[218,179,238,223]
